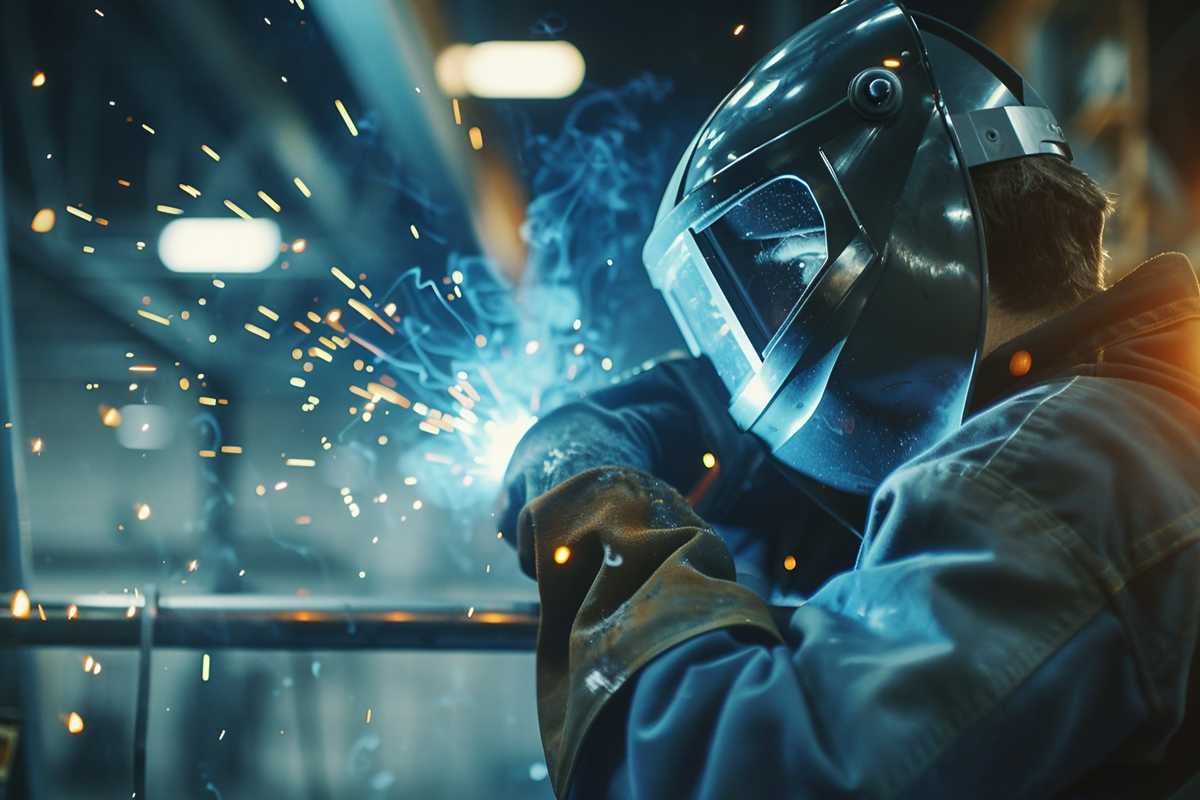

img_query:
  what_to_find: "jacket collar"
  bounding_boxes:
[969,252,1200,414]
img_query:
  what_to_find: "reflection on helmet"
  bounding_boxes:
[642,0,1071,494]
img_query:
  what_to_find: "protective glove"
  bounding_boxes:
[497,355,778,577]
[497,402,651,577]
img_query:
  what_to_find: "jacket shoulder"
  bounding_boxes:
[916,376,1200,588]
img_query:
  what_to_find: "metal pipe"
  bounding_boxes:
[2,594,800,652]
[1,595,540,651]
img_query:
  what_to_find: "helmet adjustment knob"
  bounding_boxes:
[848,68,903,120]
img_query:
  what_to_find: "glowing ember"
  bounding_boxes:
[31,71,47,87]
[30,208,55,233]
[468,126,484,150]
[702,452,717,469]
[99,405,122,428]
[9,589,31,619]
[553,546,572,565]
[66,712,85,735]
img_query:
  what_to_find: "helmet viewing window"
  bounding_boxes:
[696,177,829,354]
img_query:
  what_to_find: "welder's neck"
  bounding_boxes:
[982,302,1055,358]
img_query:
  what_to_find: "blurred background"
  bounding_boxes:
[1,0,1198,797]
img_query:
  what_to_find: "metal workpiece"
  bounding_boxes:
[0,594,541,652]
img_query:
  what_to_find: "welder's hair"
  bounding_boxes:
[970,155,1116,313]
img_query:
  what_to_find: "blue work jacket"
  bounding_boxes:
[530,253,1200,799]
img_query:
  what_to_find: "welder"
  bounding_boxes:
[499,1,1200,796]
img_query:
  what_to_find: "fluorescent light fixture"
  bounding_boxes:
[158,218,281,273]
[435,41,585,99]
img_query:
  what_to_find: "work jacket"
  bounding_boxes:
[519,253,1200,798]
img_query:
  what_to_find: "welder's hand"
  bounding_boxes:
[497,405,651,577]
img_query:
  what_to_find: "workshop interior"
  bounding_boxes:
[2,1,1199,797]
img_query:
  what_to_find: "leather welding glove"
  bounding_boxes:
[496,355,772,577]
[522,466,782,796]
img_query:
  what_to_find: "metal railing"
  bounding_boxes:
[1,592,541,651]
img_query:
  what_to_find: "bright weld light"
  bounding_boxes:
[158,218,280,273]
[479,415,537,479]
[435,41,585,99]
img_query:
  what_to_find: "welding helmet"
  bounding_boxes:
[643,0,1071,494]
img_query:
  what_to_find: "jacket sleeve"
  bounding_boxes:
[543,457,1151,799]
[558,354,778,521]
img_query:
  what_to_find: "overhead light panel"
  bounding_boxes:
[158,218,281,273]
[436,41,585,99]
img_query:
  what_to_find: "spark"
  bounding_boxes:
[30,437,44,455]
[244,323,271,340]
[201,144,221,161]
[82,245,95,254]
[66,604,79,620]
[94,7,104,16]
[156,204,183,215]
[294,321,312,334]
[347,298,395,334]
[178,184,201,198]
[334,99,359,136]
[553,546,572,565]
[137,309,171,326]
[293,176,311,197]
[366,382,410,407]
[179,377,190,391]
[9,589,31,619]
[258,305,280,322]
[128,364,157,373]
[882,57,902,69]
[410,224,420,239]
[220,445,243,454]
[197,397,218,407]
[82,656,95,673]
[412,500,423,510]
[330,266,356,290]
[285,458,316,467]
[289,377,306,388]
[601,357,613,371]
[224,199,252,220]
[451,98,462,125]
[274,481,288,491]
[32,71,47,87]
[702,452,717,469]
[99,406,122,428]
[31,208,55,233]
[257,190,281,213]
[292,238,307,253]
[201,653,211,682]
[141,123,156,135]
[783,555,798,571]
[66,205,93,222]
[365,707,372,724]
[468,126,484,150]
[198,450,216,458]
[218,729,226,741]
[117,178,132,187]
[467,607,475,618]
[308,347,332,363]
[733,23,746,36]
[66,712,85,735]
[135,503,152,521]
